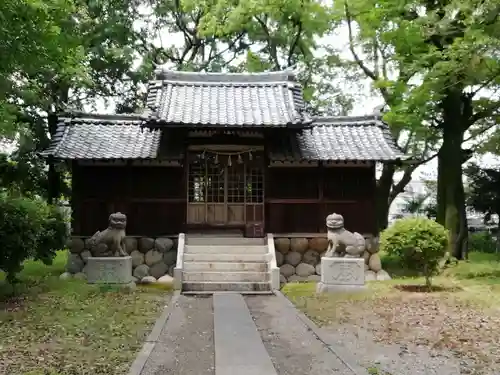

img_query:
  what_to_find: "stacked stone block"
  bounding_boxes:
[274,235,390,285]
[63,236,177,284]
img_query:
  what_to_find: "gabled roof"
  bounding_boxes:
[144,69,311,128]
[40,113,161,160]
[268,115,406,162]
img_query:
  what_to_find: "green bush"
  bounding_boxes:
[380,217,449,287]
[35,205,69,265]
[0,193,68,283]
[469,231,498,253]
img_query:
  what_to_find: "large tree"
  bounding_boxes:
[0,0,86,136]
[334,0,500,258]
[0,0,151,200]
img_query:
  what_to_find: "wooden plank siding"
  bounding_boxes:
[264,164,376,234]
[71,161,376,237]
[71,162,186,236]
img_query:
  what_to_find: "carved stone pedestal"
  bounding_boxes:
[86,256,133,284]
[316,257,366,293]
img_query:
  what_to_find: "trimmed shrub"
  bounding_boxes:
[469,231,498,254]
[0,193,68,283]
[380,217,448,287]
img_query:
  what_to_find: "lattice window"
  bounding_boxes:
[188,152,264,204]
[205,163,225,203]
[188,154,227,203]
[188,159,206,202]
[246,167,264,203]
[227,165,245,203]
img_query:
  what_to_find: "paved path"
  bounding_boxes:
[214,293,277,375]
[135,293,363,375]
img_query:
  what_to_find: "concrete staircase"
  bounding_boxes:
[178,235,278,294]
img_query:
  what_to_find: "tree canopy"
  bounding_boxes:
[331,0,500,257]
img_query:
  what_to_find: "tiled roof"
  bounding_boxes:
[145,69,311,127]
[40,114,161,159]
[268,115,406,162]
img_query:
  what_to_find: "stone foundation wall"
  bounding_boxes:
[274,235,390,284]
[66,236,177,284]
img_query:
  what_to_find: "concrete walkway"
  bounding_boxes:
[131,292,366,375]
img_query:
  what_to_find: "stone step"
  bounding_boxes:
[186,237,265,246]
[182,281,272,293]
[183,262,268,272]
[183,271,270,282]
[183,253,271,263]
[183,290,274,295]
[185,245,268,254]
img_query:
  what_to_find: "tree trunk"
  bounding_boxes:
[436,152,446,225]
[375,163,396,234]
[455,173,469,260]
[439,92,468,260]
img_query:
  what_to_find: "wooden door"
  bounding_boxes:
[187,151,264,226]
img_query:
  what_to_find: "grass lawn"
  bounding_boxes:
[283,252,500,371]
[0,251,170,375]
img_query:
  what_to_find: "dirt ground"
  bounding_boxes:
[284,276,500,375]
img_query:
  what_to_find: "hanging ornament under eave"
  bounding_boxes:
[228,155,232,166]
[201,150,205,159]
[248,151,253,160]
[237,154,243,164]
[214,153,219,164]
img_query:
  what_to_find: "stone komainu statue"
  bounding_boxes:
[88,212,128,257]
[325,213,365,258]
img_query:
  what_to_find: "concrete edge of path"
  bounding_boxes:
[275,291,370,375]
[127,290,181,375]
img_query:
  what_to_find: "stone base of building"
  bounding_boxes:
[66,236,178,285]
[86,256,133,284]
[274,235,392,286]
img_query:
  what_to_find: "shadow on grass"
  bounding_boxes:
[380,250,500,282]
[0,251,67,302]
[394,284,463,293]
[441,252,500,285]
[379,253,420,278]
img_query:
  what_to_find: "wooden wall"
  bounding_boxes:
[265,165,376,234]
[72,163,185,236]
[71,162,377,236]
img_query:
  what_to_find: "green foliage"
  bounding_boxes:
[332,0,500,239]
[0,0,87,135]
[35,205,69,265]
[465,163,500,223]
[0,0,147,199]
[469,231,499,254]
[0,193,68,283]
[172,0,353,115]
[380,217,449,286]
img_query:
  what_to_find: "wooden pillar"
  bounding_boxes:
[318,161,325,232]
[70,161,80,235]
[47,113,60,204]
